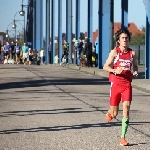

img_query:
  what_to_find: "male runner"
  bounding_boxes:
[4,42,11,63]
[14,42,21,64]
[22,43,29,64]
[103,29,138,146]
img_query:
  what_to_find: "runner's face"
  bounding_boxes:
[118,33,129,47]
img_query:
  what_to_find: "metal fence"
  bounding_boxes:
[129,45,145,65]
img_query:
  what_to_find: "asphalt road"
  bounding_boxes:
[0,64,150,150]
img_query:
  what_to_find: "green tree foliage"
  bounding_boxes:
[130,26,145,45]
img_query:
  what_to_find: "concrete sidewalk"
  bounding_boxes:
[66,64,150,92]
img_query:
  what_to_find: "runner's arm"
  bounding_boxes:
[132,51,138,76]
[103,49,116,73]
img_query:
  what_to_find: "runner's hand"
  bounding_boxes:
[114,67,123,74]
[133,71,138,77]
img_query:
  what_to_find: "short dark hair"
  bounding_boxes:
[115,29,131,42]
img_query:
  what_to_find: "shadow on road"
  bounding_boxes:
[0,78,110,90]
[0,121,149,135]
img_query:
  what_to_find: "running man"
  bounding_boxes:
[103,29,138,146]
[14,42,21,64]
[4,42,11,63]
[22,43,29,64]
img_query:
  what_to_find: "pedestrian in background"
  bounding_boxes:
[40,48,45,65]
[84,38,92,67]
[48,42,51,64]
[75,37,83,66]
[94,37,98,67]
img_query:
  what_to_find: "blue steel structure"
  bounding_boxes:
[26,0,33,48]
[35,0,43,51]
[66,0,72,61]
[51,0,55,64]
[58,0,62,63]
[26,0,150,79]
[74,0,80,64]
[87,0,93,43]
[33,0,36,49]
[121,0,128,29]
[45,0,50,64]
[98,0,110,69]
[144,0,150,79]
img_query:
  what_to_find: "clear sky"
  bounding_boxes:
[0,0,146,37]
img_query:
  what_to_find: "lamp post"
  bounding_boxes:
[19,0,28,43]
[11,11,24,43]
[6,22,15,42]
[12,19,24,42]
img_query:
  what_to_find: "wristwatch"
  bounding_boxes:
[113,70,116,75]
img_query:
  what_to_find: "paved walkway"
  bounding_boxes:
[0,64,150,150]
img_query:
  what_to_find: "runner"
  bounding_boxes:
[22,43,29,64]
[14,42,21,64]
[4,42,11,64]
[103,29,138,146]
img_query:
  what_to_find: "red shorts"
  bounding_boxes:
[110,82,132,106]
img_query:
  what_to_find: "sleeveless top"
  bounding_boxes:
[109,46,133,84]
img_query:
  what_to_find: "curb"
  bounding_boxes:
[67,64,150,92]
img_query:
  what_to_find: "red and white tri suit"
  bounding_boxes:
[109,46,133,106]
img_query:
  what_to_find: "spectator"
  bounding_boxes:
[61,40,69,64]
[0,46,4,64]
[32,49,38,65]
[28,48,33,65]
[40,48,45,65]
[75,37,83,66]
[94,37,98,67]
[84,38,92,67]
[0,40,1,55]
[48,42,51,64]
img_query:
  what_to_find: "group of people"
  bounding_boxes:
[59,37,97,67]
[75,37,94,67]
[0,42,42,65]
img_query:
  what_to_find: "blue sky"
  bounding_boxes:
[0,0,146,37]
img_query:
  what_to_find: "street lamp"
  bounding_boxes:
[12,19,24,42]
[19,0,28,43]
[6,22,15,42]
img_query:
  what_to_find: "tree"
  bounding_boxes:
[130,26,145,45]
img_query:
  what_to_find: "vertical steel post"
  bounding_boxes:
[58,0,62,63]
[66,0,72,63]
[74,0,80,64]
[121,0,128,29]
[46,0,50,64]
[33,0,36,49]
[144,0,150,79]
[110,0,114,50]
[87,0,93,42]
[66,0,68,40]
[98,0,111,68]
[51,0,55,64]
[145,0,150,79]
[40,0,43,49]
[35,0,43,50]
